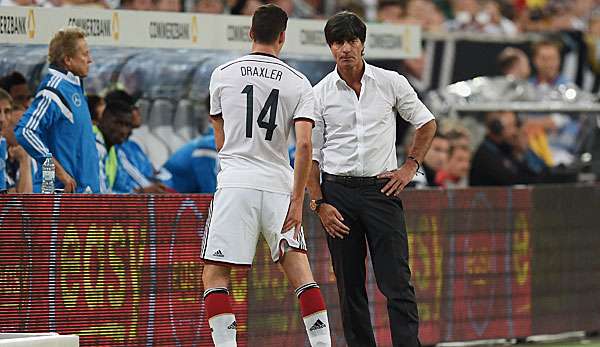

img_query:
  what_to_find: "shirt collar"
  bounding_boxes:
[249,52,282,61]
[48,65,81,86]
[333,60,374,86]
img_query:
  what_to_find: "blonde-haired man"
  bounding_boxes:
[15,27,100,193]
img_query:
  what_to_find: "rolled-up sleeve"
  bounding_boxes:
[394,74,434,129]
[311,91,325,164]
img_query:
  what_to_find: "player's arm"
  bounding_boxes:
[282,119,312,234]
[291,119,312,202]
[210,114,224,152]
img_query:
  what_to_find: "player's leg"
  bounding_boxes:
[279,250,332,347]
[260,191,331,346]
[201,188,261,347]
[202,264,236,347]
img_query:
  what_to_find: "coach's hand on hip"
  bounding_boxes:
[318,203,350,239]
[377,161,419,197]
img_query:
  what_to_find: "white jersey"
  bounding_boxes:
[209,53,316,194]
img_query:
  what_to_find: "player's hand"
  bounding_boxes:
[377,162,418,197]
[56,168,76,193]
[282,198,303,240]
[134,183,168,194]
[317,203,349,239]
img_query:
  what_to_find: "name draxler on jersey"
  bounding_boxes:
[240,65,283,81]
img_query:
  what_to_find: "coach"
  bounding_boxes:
[15,27,99,193]
[306,12,436,347]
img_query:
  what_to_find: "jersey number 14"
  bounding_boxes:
[242,84,278,141]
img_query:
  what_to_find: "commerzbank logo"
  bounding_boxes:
[27,9,35,39]
[112,12,119,41]
[191,15,198,44]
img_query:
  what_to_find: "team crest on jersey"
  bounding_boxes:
[72,93,82,107]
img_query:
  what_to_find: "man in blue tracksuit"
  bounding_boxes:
[15,27,99,193]
[160,130,217,194]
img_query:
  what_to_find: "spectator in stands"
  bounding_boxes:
[195,0,224,13]
[584,10,600,74]
[377,0,404,23]
[94,100,133,193]
[529,39,569,87]
[446,0,480,31]
[0,72,32,109]
[405,0,446,32]
[120,0,154,9]
[104,89,165,193]
[155,0,181,11]
[0,0,35,6]
[16,27,99,193]
[160,129,217,193]
[435,144,470,188]
[422,132,449,186]
[445,127,471,149]
[470,111,539,186]
[3,103,33,193]
[477,0,518,35]
[231,0,264,15]
[498,46,531,80]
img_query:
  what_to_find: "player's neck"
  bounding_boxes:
[251,42,280,58]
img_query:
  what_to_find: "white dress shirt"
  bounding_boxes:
[312,62,435,177]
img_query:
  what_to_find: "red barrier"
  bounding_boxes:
[0,186,557,346]
[0,195,247,347]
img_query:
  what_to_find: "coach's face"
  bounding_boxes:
[65,38,93,78]
[330,37,364,69]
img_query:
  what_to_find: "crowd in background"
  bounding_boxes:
[0,34,587,194]
[1,0,598,193]
[1,0,599,36]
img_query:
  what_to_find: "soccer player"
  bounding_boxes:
[200,4,331,347]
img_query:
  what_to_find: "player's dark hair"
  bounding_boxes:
[105,89,136,108]
[103,99,133,120]
[0,71,27,92]
[251,4,288,45]
[324,11,366,47]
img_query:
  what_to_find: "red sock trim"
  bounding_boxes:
[204,292,233,319]
[298,287,326,317]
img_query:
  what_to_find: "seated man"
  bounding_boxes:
[470,111,540,186]
[94,100,134,193]
[160,129,217,194]
[104,90,163,193]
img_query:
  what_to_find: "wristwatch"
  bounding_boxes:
[309,198,325,212]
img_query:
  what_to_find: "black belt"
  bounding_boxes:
[322,172,389,187]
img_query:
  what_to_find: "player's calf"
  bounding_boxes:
[204,287,237,347]
[296,282,331,347]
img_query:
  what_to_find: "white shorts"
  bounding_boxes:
[201,187,307,266]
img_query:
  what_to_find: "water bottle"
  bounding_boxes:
[41,153,55,194]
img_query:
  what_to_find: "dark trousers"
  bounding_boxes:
[322,177,420,347]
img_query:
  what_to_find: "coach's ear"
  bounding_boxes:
[278,30,285,45]
[249,29,255,42]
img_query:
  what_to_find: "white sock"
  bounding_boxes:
[208,313,237,347]
[303,310,331,346]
